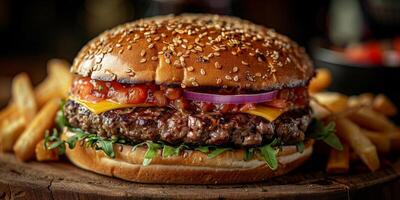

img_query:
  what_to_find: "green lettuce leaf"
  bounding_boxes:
[98,140,115,158]
[296,141,305,153]
[258,140,279,170]
[308,119,343,151]
[208,148,231,158]
[143,142,162,166]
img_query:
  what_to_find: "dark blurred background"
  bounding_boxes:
[1,0,400,108]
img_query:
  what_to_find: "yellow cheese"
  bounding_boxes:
[73,99,152,114]
[73,97,284,121]
[243,106,284,122]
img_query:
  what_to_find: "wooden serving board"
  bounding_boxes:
[0,152,400,200]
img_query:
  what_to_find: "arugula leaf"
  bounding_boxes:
[308,119,343,151]
[162,145,177,158]
[98,140,115,158]
[258,141,278,170]
[143,142,162,166]
[44,129,66,155]
[296,141,305,153]
[244,148,254,161]
[55,100,70,129]
[195,146,210,153]
[208,148,231,158]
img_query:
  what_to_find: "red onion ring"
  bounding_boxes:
[183,90,278,104]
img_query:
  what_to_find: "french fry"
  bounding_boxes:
[47,59,72,98]
[35,139,59,161]
[34,77,62,107]
[309,68,332,93]
[0,115,25,152]
[387,130,400,151]
[310,100,331,119]
[372,94,397,117]
[360,129,391,154]
[13,99,60,161]
[335,118,380,171]
[313,92,348,113]
[12,73,37,122]
[349,107,396,131]
[326,143,350,174]
[348,93,374,107]
[0,104,16,123]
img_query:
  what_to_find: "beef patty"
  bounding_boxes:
[64,100,311,147]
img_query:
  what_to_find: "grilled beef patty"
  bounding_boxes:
[64,100,311,147]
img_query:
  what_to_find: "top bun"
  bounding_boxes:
[71,14,313,91]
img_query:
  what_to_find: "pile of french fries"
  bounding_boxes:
[0,59,72,161]
[310,68,400,173]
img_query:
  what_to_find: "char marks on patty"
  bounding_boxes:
[64,100,311,147]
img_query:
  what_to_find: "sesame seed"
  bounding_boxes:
[127,45,132,50]
[187,66,194,72]
[225,75,232,80]
[148,43,155,48]
[140,50,146,57]
[173,60,180,66]
[231,51,237,55]
[241,61,249,66]
[213,52,220,56]
[116,43,122,48]
[194,46,203,52]
[216,78,222,84]
[118,49,124,54]
[255,72,262,77]
[192,81,199,86]
[232,66,239,73]
[140,58,147,63]
[151,56,158,61]
[215,62,222,69]
[200,68,206,76]
[233,75,239,81]
[165,58,171,64]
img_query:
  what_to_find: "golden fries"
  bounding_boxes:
[0,115,25,152]
[313,92,348,113]
[348,93,374,107]
[0,104,16,123]
[326,143,349,174]
[35,139,59,161]
[12,73,37,122]
[360,129,391,154]
[335,118,380,171]
[13,99,60,161]
[47,59,72,98]
[372,94,397,117]
[349,107,396,131]
[309,68,332,93]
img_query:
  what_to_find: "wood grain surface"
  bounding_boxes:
[0,152,399,200]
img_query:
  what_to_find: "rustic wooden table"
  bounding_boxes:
[0,152,399,200]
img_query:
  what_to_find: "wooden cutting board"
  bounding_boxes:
[0,152,400,200]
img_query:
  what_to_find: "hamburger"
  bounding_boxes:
[59,14,314,184]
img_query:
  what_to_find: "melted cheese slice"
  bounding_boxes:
[73,99,153,114]
[243,106,284,122]
[73,98,284,121]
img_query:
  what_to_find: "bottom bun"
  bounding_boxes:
[63,130,313,184]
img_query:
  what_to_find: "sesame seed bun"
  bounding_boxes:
[71,14,313,91]
[63,130,313,184]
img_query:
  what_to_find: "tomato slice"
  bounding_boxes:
[71,77,149,104]
[71,77,108,102]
